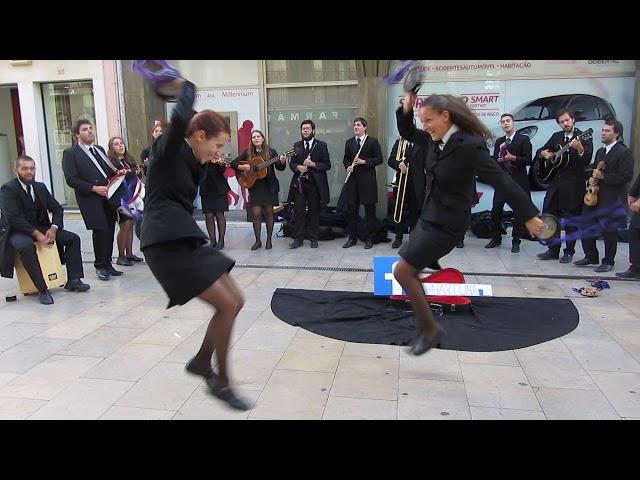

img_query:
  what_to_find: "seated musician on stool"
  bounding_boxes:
[0,156,90,305]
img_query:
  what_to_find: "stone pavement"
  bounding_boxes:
[0,218,638,420]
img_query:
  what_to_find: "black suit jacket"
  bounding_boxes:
[629,171,640,228]
[387,138,426,211]
[0,179,65,278]
[491,132,532,191]
[200,162,231,197]
[287,138,331,207]
[536,128,593,211]
[140,81,209,250]
[343,135,383,204]
[587,142,634,208]
[397,108,539,233]
[62,143,117,230]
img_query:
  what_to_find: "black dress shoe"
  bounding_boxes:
[559,253,574,264]
[251,240,262,251]
[573,257,599,266]
[511,243,520,253]
[537,250,559,260]
[64,279,90,292]
[38,290,54,305]
[616,269,640,279]
[126,254,144,262]
[205,377,251,411]
[107,266,123,276]
[594,263,613,273]
[343,238,357,248]
[364,240,374,249]
[410,326,446,356]
[310,240,318,248]
[456,240,464,248]
[289,239,303,249]
[96,269,110,281]
[185,357,217,381]
[485,238,501,248]
[392,237,403,248]
[116,256,134,266]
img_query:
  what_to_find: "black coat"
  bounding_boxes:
[387,138,426,211]
[397,107,539,233]
[62,143,118,230]
[343,135,383,204]
[586,142,634,209]
[286,138,331,207]
[200,162,230,197]
[536,129,594,212]
[629,171,640,228]
[230,148,286,194]
[491,132,532,192]
[139,81,208,249]
[0,179,65,278]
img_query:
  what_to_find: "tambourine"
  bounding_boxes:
[403,65,422,94]
[131,60,184,102]
[533,213,559,245]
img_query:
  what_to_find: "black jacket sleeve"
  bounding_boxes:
[153,81,196,165]
[0,183,36,235]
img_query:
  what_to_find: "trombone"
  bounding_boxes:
[392,139,410,223]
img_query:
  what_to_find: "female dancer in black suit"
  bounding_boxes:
[231,130,287,250]
[140,78,250,410]
[394,91,545,356]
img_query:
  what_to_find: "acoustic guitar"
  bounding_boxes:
[236,148,295,189]
[584,159,605,207]
[539,128,593,184]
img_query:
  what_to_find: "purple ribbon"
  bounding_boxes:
[381,60,421,85]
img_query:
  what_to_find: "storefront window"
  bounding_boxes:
[266,85,359,206]
[266,60,358,84]
[42,81,95,207]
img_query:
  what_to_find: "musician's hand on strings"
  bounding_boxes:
[279,155,287,164]
[569,138,584,154]
[403,92,417,114]
[92,185,108,197]
[525,216,545,237]
[398,162,408,174]
[588,177,598,186]
[540,150,554,160]
[238,164,251,172]
[504,152,516,162]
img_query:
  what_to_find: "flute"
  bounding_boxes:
[344,136,366,184]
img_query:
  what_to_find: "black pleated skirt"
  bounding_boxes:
[143,237,235,308]
[201,194,229,213]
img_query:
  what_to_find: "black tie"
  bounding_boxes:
[89,146,112,177]
[356,137,361,149]
[434,140,443,159]
[565,136,571,144]
[506,137,512,145]
[26,183,34,203]
[305,141,310,156]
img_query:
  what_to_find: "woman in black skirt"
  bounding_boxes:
[231,130,287,250]
[200,160,230,250]
[140,78,250,410]
[107,136,143,266]
[394,91,545,356]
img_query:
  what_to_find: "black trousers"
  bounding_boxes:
[10,229,84,292]
[629,226,640,271]
[293,178,321,241]
[92,202,117,269]
[580,204,625,265]
[347,203,376,241]
[490,189,527,243]
[543,193,581,255]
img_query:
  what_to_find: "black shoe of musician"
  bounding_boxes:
[310,240,318,248]
[537,250,559,260]
[616,269,640,279]
[289,239,303,249]
[511,243,520,253]
[126,254,144,262]
[410,325,446,356]
[594,263,613,273]
[485,238,501,248]
[107,266,124,276]
[343,238,357,248]
[392,237,403,248]
[116,256,134,266]
[559,253,574,264]
[38,290,54,305]
[96,268,110,281]
[574,257,599,266]
[64,279,90,292]
[364,240,374,249]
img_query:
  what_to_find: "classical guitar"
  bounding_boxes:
[236,148,295,189]
[584,159,605,207]
[540,128,593,184]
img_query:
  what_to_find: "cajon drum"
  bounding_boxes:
[14,241,66,295]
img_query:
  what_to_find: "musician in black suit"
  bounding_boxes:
[395,92,543,356]
[536,109,593,263]
[617,170,640,279]
[0,156,90,305]
[287,120,331,249]
[342,117,383,249]
[62,119,123,281]
[387,138,426,248]
[486,114,533,253]
[574,120,634,272]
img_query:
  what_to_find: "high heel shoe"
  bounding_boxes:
[251,240,262,251]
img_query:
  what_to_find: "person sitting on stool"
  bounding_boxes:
[0,156,90,305]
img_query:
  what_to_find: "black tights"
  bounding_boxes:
[251,205,274,243]
[205,212,226,244]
